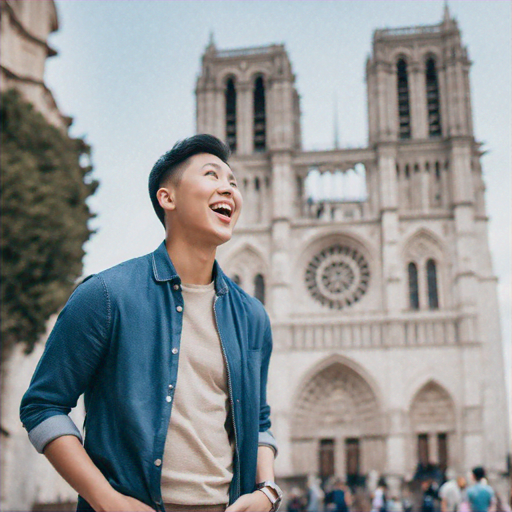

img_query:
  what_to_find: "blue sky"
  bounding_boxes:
[46,0,511,393]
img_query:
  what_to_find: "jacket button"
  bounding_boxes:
[172,348,178,355]
[166,396,172,403]
[173,284,180,291]
[176,305,183,312]
[168,384,174,389]
[154,459,162,467]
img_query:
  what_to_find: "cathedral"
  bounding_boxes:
[198,6,510,490]
[0,1,509,509]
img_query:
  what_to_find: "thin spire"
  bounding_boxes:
[443,1,451,22]
[207,31,216,51]
[333,93,340,149]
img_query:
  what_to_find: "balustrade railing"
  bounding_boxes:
[273,313,469,351]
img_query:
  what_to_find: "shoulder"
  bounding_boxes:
[81,253,152,292]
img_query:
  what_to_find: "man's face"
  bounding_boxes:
[166,153,243,246]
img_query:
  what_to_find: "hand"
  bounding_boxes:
[97,489,156,512]
[225,490,273,512]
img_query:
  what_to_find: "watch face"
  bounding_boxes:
[305,244,370,309]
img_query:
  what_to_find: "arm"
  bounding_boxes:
[20,276,152,511]
[226,314,278,512]
[225,446,275,512]
[43,436,154,512]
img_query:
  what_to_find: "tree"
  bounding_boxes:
[1,89,98,364]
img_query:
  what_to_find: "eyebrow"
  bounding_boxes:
[202,162,237,182]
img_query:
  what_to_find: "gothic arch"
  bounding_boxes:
[402,228,444,261]
[403,229,445,310]
[297,230,378,269]
[223,243,268,295]
[291,355,384,439]
[389,49,413,65]
[217,68,243,89]
[421,48,442,64]
[246,66,271,83]
[405,376,456,414]
[409,380,456,434]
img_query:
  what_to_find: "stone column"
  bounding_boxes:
[236,80,252,155]
[270,150,293,319]
[377,142,401,312]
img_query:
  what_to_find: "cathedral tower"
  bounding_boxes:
[196,7,509,493]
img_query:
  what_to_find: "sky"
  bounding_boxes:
[45,1,511,396]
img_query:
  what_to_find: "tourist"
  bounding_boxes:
[439,469,463,512]
[467,467,495,512]
[325,478,352,512]
[306,474,325,512]
[371,477,388,512]
[20,135,282,512]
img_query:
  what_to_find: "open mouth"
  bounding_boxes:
[210,202,233,220]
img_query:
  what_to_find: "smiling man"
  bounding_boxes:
[20,134,282,512]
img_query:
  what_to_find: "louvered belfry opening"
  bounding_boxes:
[426,57,442,137]
[253,75,266,152]
[408,262,419,309]
[225,77,237,152]
[397,58,411,139]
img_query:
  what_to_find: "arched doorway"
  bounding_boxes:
[291,361,384,485]
[410,381,455,478]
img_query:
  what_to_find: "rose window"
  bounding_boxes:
[305,245,370,309]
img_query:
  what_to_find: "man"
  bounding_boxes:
[467,467,495,512]
[20,135,282,512]
[439,470,463,512]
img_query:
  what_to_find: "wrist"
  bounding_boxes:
[255,489,274,512]
[89,486,122,512]
[255,481,283,512]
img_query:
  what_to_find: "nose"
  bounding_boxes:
[217,181,233,196]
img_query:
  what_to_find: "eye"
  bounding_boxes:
[230,181,238,188]
[205,170,218,177]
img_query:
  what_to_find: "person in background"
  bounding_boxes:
[439,469,462,512]
[421,479,439,512]
[388,495,404,512]
[371,477,388,512]
[306,474,325,512]
[467,467,495,512]
[325,479,351,512]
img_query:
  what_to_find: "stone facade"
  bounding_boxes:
[200,7,510,491]
[0,0,70,129]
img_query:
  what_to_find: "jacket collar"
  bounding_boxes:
[151,241,228,296]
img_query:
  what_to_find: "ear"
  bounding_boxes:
[156,185,176,213]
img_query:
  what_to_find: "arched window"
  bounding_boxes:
[426,57,442,137]
[232,274,241,286]
[225,77,237,151]
[397,59,411,139]
[254,274,265,304]
[408,262,419,310]
[427,259,439,309]
[253,76,266,152]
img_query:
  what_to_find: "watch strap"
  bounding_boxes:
[257,486,278,510]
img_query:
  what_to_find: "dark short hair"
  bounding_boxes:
[148,134,231,226]
[472,466,485,481]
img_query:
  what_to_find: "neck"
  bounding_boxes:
[165,235,217,285]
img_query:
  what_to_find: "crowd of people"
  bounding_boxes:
[285,466,510,512]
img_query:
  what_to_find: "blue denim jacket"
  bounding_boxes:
[20,242,277,511]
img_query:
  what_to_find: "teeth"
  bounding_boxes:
[211,202,232,212]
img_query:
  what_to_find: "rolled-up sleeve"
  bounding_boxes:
[257,313,278,457]
[20,274,111,453]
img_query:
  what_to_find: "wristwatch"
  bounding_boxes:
[255,481,283,512]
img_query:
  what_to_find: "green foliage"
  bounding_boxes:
[1,89,98,361]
